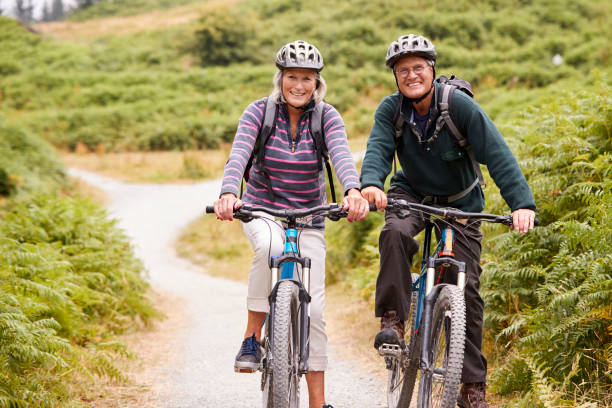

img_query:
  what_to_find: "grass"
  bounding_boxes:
[175,213,253,282]
[61,146,231,183]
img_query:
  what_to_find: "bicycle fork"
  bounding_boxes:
[267,228,312,374]
[420,227,466,372]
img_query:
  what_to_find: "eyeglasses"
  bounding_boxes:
[394,64,428,78]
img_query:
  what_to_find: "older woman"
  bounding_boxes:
[213,40,368,408]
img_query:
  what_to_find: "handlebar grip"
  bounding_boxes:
[534,217,540,226]
[205,206,215,214]
[369,204,378,211]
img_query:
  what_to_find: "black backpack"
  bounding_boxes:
[392,75,485,202]
[240,96,336,202]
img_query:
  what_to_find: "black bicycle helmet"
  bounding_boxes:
[385,34,437,69]
[276,40,324,72]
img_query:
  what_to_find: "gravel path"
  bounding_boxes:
[69,168,388,408]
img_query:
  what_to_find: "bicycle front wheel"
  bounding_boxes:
[271,280,301,407]
[417,285,466,408]
[261,333,272,408]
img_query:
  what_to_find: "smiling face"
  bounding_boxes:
[394,55,434,99]
[282,68,317,108]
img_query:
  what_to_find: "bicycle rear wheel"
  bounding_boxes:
[271,280,301,407]
[417,285,465,408]
[387,273,420,408]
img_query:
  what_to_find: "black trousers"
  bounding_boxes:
[375,186,487,383]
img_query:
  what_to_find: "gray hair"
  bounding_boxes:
[270,69,327,105]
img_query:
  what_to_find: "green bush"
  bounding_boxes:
[0,116,157,405]
[0,126,67,197]
[0,194,156,405]
[482,82,611,406]
[193,6,258,67]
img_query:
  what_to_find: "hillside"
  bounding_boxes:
[1,0,610,154]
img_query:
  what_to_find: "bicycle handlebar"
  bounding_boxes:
[385,198,539,227]
[205,203,378,222]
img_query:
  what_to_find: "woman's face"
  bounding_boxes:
[282,68,317,108]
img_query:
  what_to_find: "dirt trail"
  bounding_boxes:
[69,168,387,407]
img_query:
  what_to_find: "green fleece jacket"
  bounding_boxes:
[360,82,536,212]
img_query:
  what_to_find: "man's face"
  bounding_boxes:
[394,56,434,99]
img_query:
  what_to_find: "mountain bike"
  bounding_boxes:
[206,202,361,408]
[378,198,537,408]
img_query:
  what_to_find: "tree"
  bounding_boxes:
[77,0,97,8]
[15,0,26,21]
[51,0,64,20]
[42,2,51,21]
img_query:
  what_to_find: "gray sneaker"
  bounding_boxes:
[234,333,262,373]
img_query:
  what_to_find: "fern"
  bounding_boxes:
[482,82,612,406]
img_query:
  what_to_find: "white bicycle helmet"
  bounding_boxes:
[276,40,324,72]
[385,34,437,68]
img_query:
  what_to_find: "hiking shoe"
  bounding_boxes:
[373,311,405,349]
[457,382,489,408]
[234,334,261,373]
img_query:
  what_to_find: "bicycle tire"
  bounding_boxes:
[271,281,301,407]
[388,273,420,408]
[417,285,466,408]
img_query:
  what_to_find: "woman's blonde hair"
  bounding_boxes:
[270,69,327,105]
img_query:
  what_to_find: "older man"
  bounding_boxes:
[360,34,536,408]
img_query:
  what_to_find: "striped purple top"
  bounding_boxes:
[220,98,360,218]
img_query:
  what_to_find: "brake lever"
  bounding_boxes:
[326,204,348,221]
[234,210,255,223]
[387,203,410,219]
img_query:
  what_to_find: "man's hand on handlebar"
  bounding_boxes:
[342,188,370,222]
[361,186,387,211]
[213,193,243,221]
[511,208,535,234]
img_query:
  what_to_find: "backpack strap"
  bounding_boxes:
[241,96,278,199]
[243,98,336,203]
[309,102,336,203]
[392,93,406,175]
[435,84,485,187]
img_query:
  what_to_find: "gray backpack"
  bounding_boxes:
[241,96,336,202]
[393,75,485,203]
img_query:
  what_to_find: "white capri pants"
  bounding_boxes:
[242,215,328,371]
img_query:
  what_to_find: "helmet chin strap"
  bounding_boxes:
[405,81,434,104]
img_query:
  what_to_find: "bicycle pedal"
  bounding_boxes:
[377,343,403,357]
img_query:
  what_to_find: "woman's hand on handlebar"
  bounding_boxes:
[361,186,387,211]
[342,188,370,222]
[213,193,243,221]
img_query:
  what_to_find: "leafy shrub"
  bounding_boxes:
[0,194,156,405]
[482,81,611,406]
[0,117,157,405]
[193,6,257,67]
[0,126,67,197]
